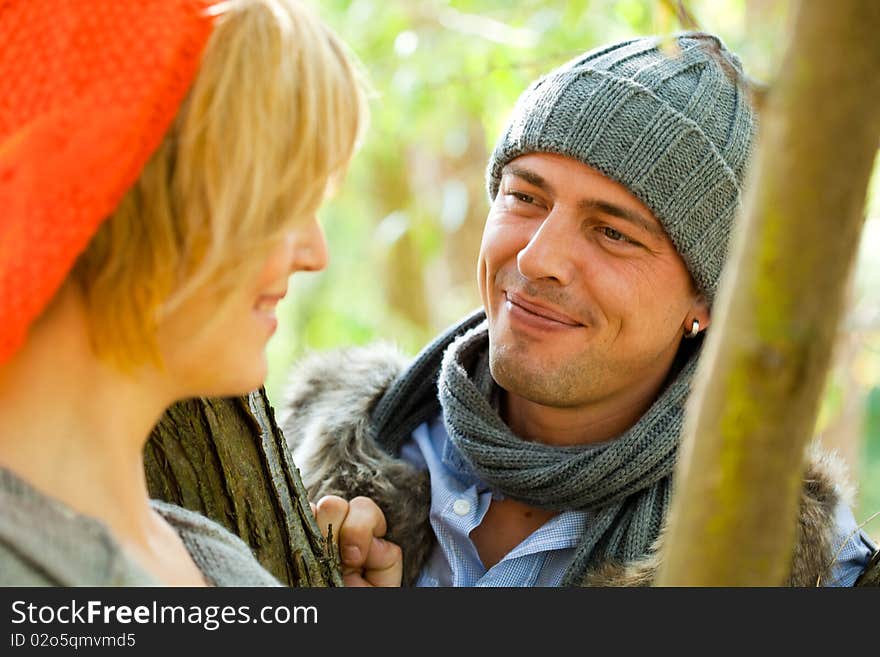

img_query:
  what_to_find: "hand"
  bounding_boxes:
[311,495,403,587]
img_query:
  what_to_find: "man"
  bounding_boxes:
[283,32,875,586]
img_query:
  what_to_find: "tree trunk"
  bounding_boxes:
[656,0,880,586]
[855,551,880,586]
[381,154,430,334]
[144,389,342,587]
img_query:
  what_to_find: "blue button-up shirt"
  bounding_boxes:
[398,414,874,587]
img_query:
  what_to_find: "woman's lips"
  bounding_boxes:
[253,294,284,333]
[254,294,284,311]
[505,291,582,329]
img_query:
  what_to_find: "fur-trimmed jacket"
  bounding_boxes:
[282,344,867,587]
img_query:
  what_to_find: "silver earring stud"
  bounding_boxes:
[686,319,700,338]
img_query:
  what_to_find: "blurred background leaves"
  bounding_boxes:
[265,0,880,541]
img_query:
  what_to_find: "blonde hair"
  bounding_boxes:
[71,0,368,368]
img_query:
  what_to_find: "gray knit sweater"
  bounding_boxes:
[0,467,280,586]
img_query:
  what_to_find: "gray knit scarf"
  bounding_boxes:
[370,309,701,586]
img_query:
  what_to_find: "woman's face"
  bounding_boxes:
[156,215,328,399]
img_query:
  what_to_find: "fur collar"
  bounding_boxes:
[282,344,856,587]
[281,344,433,586]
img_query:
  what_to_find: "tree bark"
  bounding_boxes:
[855,551,880,587]
[656,0,880,585]
[144,389,342,587]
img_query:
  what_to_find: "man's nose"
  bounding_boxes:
[290,215,329,273]
[516,210,577,286]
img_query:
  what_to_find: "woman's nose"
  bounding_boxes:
[290,215,329,273]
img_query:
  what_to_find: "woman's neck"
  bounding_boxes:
[0,285,175,547]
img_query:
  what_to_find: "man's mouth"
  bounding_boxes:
[505,291,581,327]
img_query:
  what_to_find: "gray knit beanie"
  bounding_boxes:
[487,32,757,303]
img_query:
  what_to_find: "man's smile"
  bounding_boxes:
[504,290,583,331]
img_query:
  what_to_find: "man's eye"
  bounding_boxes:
[507,191,535,205]
[601,226,626,241]
[600,226,636,245]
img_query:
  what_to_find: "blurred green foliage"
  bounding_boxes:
[863,387,880,533]
[264,0,880,540]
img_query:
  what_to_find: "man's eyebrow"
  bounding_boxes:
[502,165,664,239]
[579,199,665,239]
[502,165,556,195]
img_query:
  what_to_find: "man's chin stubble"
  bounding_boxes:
[489,345,587,409]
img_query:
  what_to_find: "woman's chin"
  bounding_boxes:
[197,362,268,398]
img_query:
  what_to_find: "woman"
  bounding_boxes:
[0,0,373,586]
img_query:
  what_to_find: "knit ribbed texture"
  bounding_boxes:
[486,32,757,302]
[0,0,214,364]
[439,322,698,585]
[370,311,701,586]
[371,309,487,453]
[151,501,282,587]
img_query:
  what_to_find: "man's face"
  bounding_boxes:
[478,152,709,409]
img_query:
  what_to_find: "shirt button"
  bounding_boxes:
[452,499,471,516]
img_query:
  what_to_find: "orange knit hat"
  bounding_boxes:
[0,0,214,365]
